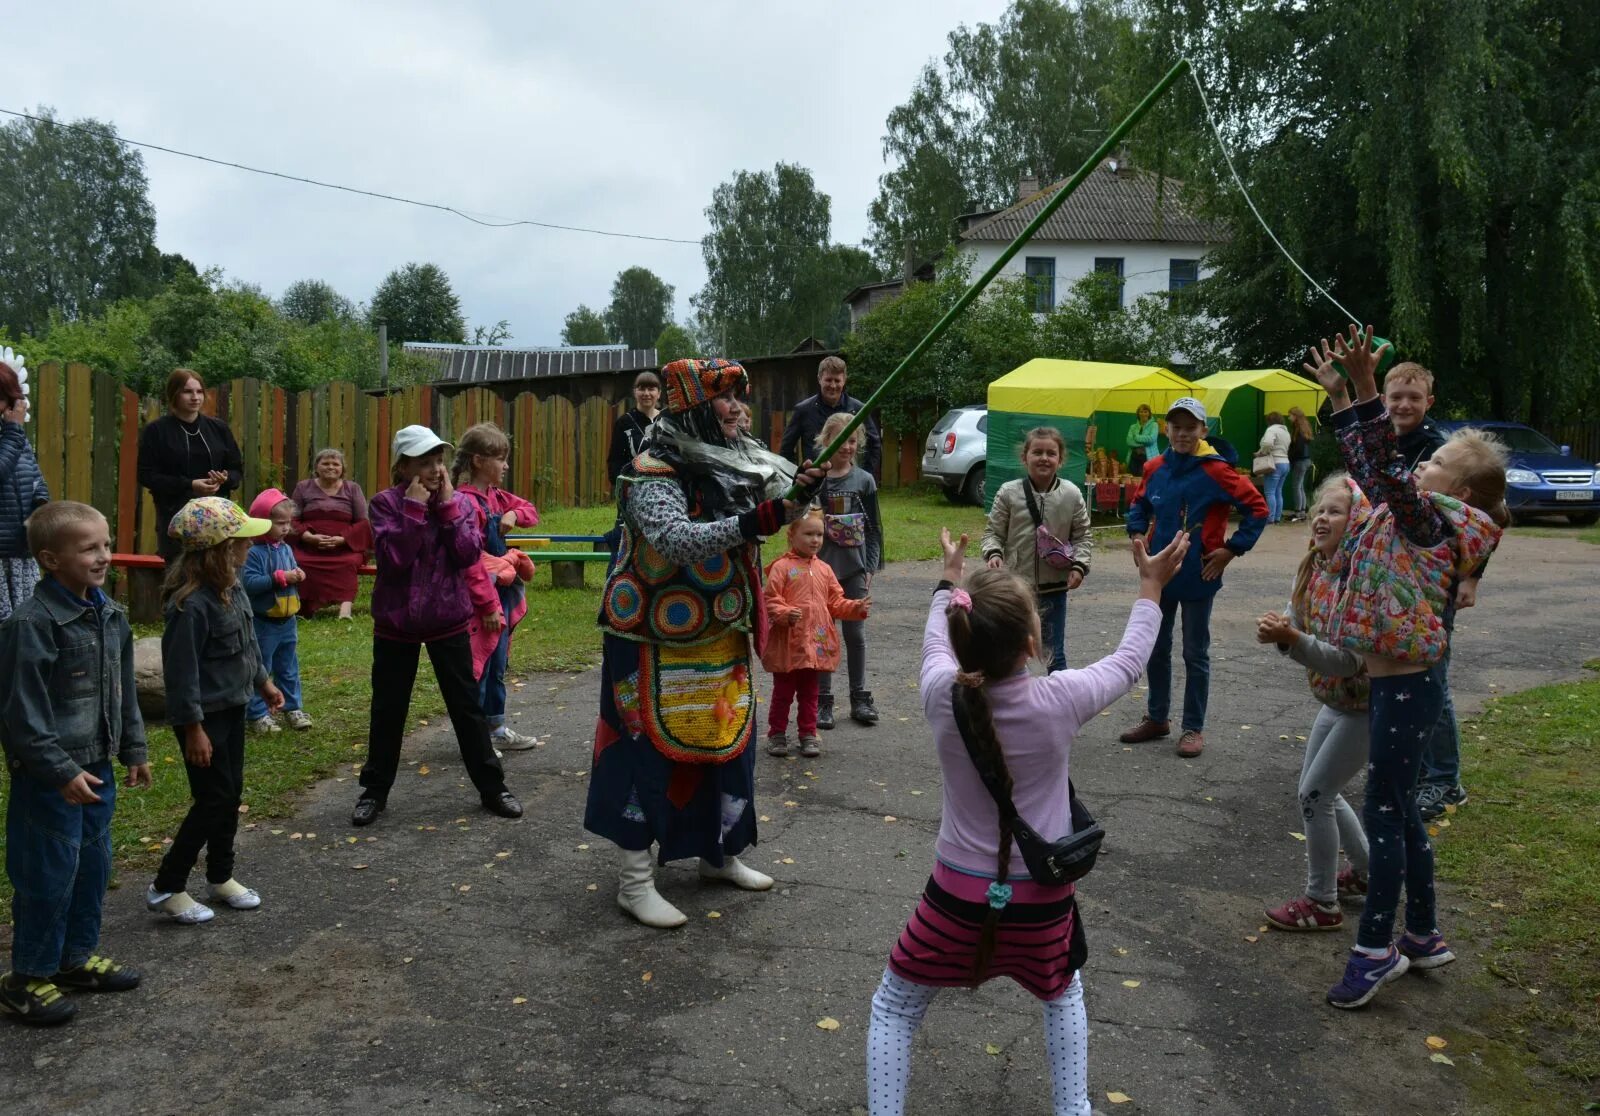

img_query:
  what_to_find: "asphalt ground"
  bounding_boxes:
[2,524,1594,1115]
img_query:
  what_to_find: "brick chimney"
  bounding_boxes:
[1017,174,1040,201]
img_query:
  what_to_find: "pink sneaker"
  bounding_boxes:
[1336,866,1368,901]
[1265,895,1344,931]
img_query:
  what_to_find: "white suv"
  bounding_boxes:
[922,405,988,505]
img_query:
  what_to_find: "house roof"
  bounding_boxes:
[407,343,658,386]
[959,160,1224,246]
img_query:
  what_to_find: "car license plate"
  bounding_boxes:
[1555,489,1591,502]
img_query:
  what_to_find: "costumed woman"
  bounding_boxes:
[586,358,824,928]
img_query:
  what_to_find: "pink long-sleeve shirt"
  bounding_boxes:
[920,588,1160,877]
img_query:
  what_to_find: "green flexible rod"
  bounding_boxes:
[787,56,1192,499]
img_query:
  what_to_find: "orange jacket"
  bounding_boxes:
[761,550,870,674]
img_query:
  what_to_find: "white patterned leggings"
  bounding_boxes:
[866,968,1091,1115]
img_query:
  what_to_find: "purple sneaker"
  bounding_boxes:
[1398,933,1456,970]
[1326,947,1410,1009]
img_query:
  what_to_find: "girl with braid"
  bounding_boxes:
[866,525,1188,1115]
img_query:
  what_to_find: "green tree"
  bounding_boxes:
[1136,0,1600,424]
[561,304,613,345]
[605,267,675,350]
[369,263,466,345]
[470,319,512,346]
[279,279,355,325]
[694,163,879,356]
[653,322,697,364]
[0,107,160,335]
[867,0,1137,270]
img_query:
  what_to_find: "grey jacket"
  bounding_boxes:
[163,579,268,727]
[0,579,148,786]
[0,422,49,559]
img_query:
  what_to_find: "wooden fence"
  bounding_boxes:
[24,362,928,559]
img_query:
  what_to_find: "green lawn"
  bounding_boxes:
[1432,662,1600,1108]
[1512,521,1600,545]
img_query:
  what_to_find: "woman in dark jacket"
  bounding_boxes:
[605,370,662,483]
[137,369,243,560]
[0,358,48,620]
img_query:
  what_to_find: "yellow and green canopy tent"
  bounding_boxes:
[1192,369,1322,458]
[986,359,1195,491]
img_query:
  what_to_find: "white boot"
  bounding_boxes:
[617,849,688,928]
[698,854,774,891]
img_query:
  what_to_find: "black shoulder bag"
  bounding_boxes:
[948,681,1104,885]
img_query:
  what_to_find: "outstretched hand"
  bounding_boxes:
[1330,324,1390,403]
[939,527,968,582]
[1132,531,1189,598]
[1303,337,1348,405]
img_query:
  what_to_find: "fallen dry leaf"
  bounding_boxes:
[1436,818,1451,829]
[1112,947,1129,957]
[706,911,722,919]
[1425,1036,1448,1051]
[641,971,653,983]
[270,829,284,835]
[417,719,429,727]
[782,857,795,865]
[910,790,923,796]
[758,815,772,822]
[984,1042,1002,1055]
[402,956,414,964]
[495,851,511,859]
[1244,935,1259,943]
[1289,832,1306,842]
[1428,825,1442,837]
[815,1017,840,1031]
[883,815,898,823]
[351,864,368,871]
[346,836,358,844]
[1121,980,1141,988]
[1489,901,1505,909]
[1430,1053,1455,1066]
[585,883,598,892]
[289,832,303,840]
[1107,1093,1132,1105]
[783,800,799,808]
[511,996,527,1005]
[305,833,315,840]
[457,884,471,893]
[417,765,431,776]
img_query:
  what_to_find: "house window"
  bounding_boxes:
[1169,259,1200,290]
[1094,257,1125,308]
[1025,257,1055,312]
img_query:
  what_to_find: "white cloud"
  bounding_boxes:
[11,0,1007,346]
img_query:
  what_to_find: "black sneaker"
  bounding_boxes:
[850,691,880,726]
[351,792,387,827]
[482,790,524,819]
[1417,782,1466,821]
[816,696,835,731]
[52,955,141,993]
[0,973,77,1026]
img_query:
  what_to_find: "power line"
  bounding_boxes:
[0,106,717,247]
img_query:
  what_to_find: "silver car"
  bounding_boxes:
[922,405,987,505]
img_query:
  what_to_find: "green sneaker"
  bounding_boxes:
[52,955,142,992]
[0,973,78,1025]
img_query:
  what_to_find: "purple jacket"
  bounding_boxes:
[369,485,484,642]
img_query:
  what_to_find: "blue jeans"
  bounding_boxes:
[1418,648,1460,787]
[247,615,301,720]
[1359,671,1444,948]
[1264,462,1290,523]
[1287,458,1312,515]
[7,762,116,979]
[1038,589,1068,672]
[478,583,522,729]
[1146,595,1213,732]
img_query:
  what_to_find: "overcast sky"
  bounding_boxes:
[11,1,1008,346]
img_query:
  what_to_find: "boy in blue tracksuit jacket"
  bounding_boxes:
[1120,398,1268,758]
[242,490,307,732]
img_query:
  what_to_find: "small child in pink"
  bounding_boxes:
[761,508,870,758]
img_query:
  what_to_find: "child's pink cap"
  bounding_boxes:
[249,488,290,519]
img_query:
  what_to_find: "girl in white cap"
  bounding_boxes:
[349,426,523,828]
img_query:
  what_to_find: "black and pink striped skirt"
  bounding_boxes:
[888,861,1084,1002]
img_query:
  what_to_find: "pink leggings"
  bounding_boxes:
[768,669,820,737]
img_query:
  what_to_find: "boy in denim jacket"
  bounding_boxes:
[0,502,151,1026]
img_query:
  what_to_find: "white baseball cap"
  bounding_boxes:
[1166,397,1208,424]
[392,424,452,459]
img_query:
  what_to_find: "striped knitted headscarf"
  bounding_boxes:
[661,359,747,415]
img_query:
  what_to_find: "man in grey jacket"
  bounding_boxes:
[779,356,882,478]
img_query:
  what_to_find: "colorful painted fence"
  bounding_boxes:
[24,363,926,559]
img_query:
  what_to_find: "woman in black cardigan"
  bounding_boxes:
[137,368,243,560]
[605,370,662,483]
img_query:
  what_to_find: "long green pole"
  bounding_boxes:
[787,56,1192,498]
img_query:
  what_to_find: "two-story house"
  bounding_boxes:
[957,158,1226,341]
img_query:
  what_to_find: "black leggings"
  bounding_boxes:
[156,706,246,893]
[1358,670,1445,948]
[360,631,506,799]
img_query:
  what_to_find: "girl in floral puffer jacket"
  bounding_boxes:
[1255,474,1373,934]
[762,507,871,758]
